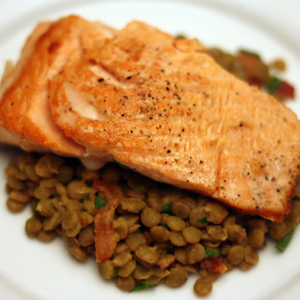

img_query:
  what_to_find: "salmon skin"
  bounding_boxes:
[1,16,300,222]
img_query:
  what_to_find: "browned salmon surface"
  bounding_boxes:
[1,16,300,222]
[0,15,114,156]
[50,20,300,222]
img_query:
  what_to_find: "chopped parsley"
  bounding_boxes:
[239,49,261,59]
[161,203,172,214]
[95,195,107,208]
[199,217,208,224]
[112,268,118,278]
[275,225,296,253]
[34,202,38,214]
[266,76,282,94]
[204,248,220,259]
[131,283,157,291]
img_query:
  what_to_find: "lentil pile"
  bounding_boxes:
[5,153,300,296]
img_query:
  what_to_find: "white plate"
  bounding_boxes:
[0,1,300,299]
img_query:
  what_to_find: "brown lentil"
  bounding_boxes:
[182,226,202,244]
[186,243,205,264]
[194,278,213,296]
[112,217,128,240]
[189,206,208,229]
[149,225,170,243]
[37,229,56,242]
[120,197,146,213]
[135,245,160,264]
[115,275,135,292]
[125,232,146,251]
[25,216,42,237]
[206,225,228,241]
[6,198,25,213]
[174,248,188,265]
[9,190,30,203]
[156,254,175,269]
[171,202,190,219]
[166,267,188,287]
[166,215,186,231]
[112,251,133,268]
[199,269,220,283]
[205,202,229,224]
[98,260,115,279]
[42,212,62,231]
[61,210,81,237]
[227,245,245,265]
[140,207,161,227]
[118,259,137,278]
[244,245,259,265]
[169,231,187,247]
[133,263,153,280]
[248,228,265,248]
[78,225,95,247]
[69,246,87,262]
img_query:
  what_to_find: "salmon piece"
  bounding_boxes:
[50,21,300,222]
[0,15,114,157]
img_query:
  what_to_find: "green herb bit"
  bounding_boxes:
[174,33,186,40]
[239,49,261,59]
[112,268,118,278]
[161,203,172,214]
[113,158,134,170]
[130,283,157,292]
[199,217,208,224]
[95,195,107,209]
[34,202,38,214]
[204,248,220,259]
[266,76,282,94]
[275,226,296,253]
[84,193,89,199]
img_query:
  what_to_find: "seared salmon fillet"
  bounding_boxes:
[50,20,300,222]
[0,15,114,157]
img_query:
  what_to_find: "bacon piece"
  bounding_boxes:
[93,179,122,262]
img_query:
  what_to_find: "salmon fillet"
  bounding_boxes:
[0,15,114,157]
[49,20,300,222]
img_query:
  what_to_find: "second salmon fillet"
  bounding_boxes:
[49,20,300,222]
[0,15,114,158]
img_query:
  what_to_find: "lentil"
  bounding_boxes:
[69,246,87,262]
[98,260,115,279]
[166,267,188,287]
[25,216,42,237]
[194,278,213,296]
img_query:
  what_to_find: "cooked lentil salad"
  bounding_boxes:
[3,47,298,297]
[5,152,300,296]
